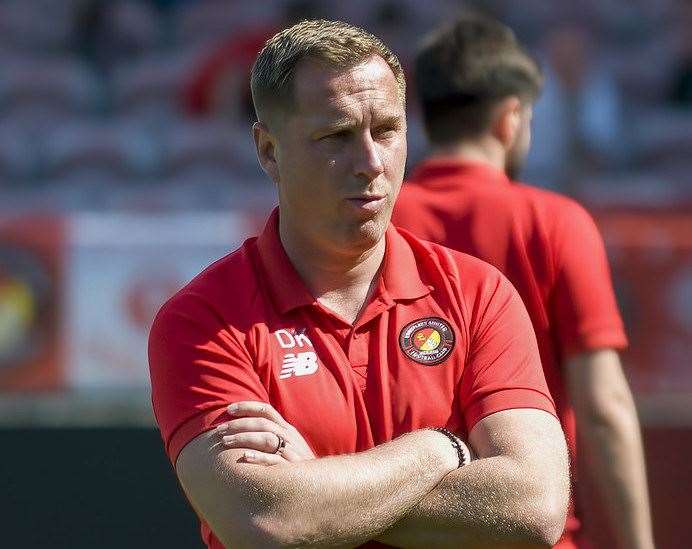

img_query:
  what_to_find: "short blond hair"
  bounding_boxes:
[251,19,405,123]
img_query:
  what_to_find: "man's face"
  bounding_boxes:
[505,104,533,180]
[269,55,407,253]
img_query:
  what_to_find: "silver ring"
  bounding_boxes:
[274,434,286,454]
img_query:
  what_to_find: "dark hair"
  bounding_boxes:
[415,13,543,145]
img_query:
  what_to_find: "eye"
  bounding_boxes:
[321,130,349,141]
[373,126,398,140]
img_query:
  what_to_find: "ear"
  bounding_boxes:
[252,121,280,184]
[492,96,522,150]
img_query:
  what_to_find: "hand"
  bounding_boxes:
[215,401,316,465]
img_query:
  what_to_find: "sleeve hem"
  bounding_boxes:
[562,329,628,358]
[168,407,230,466]
[464,388,558,435]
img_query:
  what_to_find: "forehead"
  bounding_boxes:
[290,55,404,122]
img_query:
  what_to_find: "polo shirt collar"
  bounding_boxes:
[255,208,430,315]
[379,225,431,303]
[256,209,315,314]
[411,157,511,187]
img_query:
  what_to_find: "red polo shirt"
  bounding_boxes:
[392,159,628,548]
[149,208,556,549]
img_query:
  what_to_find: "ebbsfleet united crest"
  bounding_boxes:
[399,317,455,365]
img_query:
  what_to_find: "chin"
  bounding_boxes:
[505,161,524,180]
[346,218,387,250]
[506,151,528,180]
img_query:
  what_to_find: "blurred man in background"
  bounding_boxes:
[393,13,654,549]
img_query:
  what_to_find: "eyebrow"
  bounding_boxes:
[318,112,404,132]
[320,118,356,132]
[373,114,405,127]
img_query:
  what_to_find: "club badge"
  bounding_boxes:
[399,317,455,366]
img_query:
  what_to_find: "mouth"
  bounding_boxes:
[346,194,387,212]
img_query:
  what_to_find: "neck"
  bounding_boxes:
[432,139,505,172]
[279,215,386,322]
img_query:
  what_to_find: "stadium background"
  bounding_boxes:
[0,1,690,547]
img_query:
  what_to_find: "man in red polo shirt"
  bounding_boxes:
[149,19,569,548]
[392,14,654,549]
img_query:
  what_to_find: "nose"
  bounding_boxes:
[353,132,385,181]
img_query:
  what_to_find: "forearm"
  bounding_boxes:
[577,393,654,549]
[567,349,655,549]
[374,410,569,548]
[376,455,566,548]
[192,429,457,548]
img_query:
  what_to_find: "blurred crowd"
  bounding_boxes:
[0,0,691,212]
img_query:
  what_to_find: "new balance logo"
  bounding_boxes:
[273,328,319,380]
[280,352,319,379]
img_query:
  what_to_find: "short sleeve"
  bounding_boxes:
[148,293,269,466]
[459,269,557,435]
[550,201,628,357]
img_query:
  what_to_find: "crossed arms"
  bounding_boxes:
[176,403,569,548]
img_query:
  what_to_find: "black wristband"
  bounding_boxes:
[432,427,471,468]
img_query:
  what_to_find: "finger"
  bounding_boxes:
[222,432,283,453]
[274,445,305,463]
[239,450,285,466]
[227,401,289,426]
[216,417,281,435]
